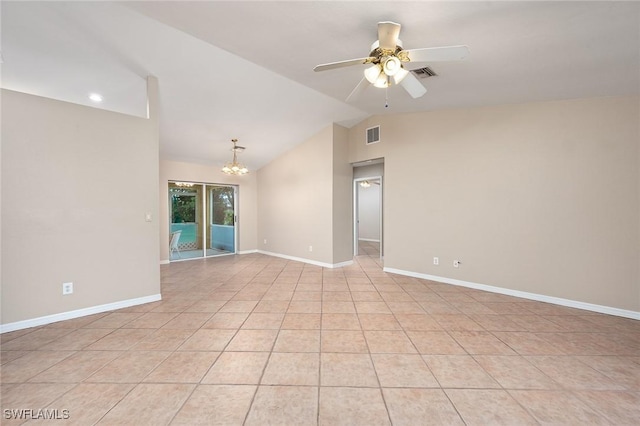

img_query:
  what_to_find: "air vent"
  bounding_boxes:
[366,126,380,145]
[411,66,438,79]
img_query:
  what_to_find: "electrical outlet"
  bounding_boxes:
[264,239,267,244]
[308,245,313,252]
[453,260,461,268]
[62,282,73,295]
[145,212,152,222]
[433,257,439,265]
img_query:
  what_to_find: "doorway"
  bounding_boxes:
[353,176,383,259]
[169,181,237,261]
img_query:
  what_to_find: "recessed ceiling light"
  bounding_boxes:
[89,93,103,102]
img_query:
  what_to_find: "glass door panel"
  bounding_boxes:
[169,182,204,260]
[206,185,236,256]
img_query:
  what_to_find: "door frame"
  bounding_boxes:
[353,175,383,258]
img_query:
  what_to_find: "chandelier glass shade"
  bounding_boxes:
[364,56,409,88]
[221,139,249,175]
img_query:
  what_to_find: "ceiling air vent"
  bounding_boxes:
[366,126,380,145]
[411,66,438,79]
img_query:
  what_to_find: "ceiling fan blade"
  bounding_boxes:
[314,57,371,72]
[346,77,369,103]
[400,72,427,99]
[403,45,469,63]
[377,21,401,50]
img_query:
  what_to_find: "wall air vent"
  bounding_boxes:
[366,125,380,145]
[411,66,438,79]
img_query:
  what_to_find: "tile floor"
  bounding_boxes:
[1,250,639,425]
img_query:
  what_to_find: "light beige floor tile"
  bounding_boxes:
[492,332,566,355]
[161,313,212,329]
[322,291,352,301]
[575,390,640,424]
[431,314,483,331]
[36,383,134,425]
[218,300,258,313]
[449,330,516,355]
[241,313,285,330]
[383,388,464,425]
[29,350,121,383]
[97,383,194,425]
[131,329,194,351]
[42,328,113,351]
[364,331,417,353]
[320,353,378,387]
[371,354,438,388]
[510,390,610,424]
[144,351,219,383]
[123,312,178,329]
[422,355,499,388]
[358,314,402,330]
[526,356,626,390]
[245,386,318,426]
[261,352,319,386]
[322,313,361,330]
[1,351,75,383]
[379,291,414,302]
[446,389,538,425]
[576,355,640,390]
[319,387,389,426]
[273,329,320,352]
[351,291,382,301]
[1,383,77,419]
[253,300,290,313]
[394,314,442,331]
[202,352,269,385]
[177,329,236,351]
[0,351,29,365]
[355,302,391,314]
[322,301,356,314]
[202,312,249,329]
[184,300,226,313]
[474,355,559,389]
[292,291,321,301]
[87,351,170,383]
[263,290,294,301]
[85,329,154,351]
[172,385,256,425]
[82,313,143,329]
[287,301,322,313]
[386,302,425,314]
[321,330,368,353]
[281,313,321,329]
[226,329,278,351]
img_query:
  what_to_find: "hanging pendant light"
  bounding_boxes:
[221,139,249,175]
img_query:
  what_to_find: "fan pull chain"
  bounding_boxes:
[385,84,389,108]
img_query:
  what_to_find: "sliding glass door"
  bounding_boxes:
[206,185,236,255]
[169,182,237,261]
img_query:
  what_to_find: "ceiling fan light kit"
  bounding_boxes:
[314,21,469,103]
[221,138,249,176]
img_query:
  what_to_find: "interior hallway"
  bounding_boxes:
[1,250,639,424]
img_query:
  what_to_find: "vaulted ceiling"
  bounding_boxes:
[2,1,638,170]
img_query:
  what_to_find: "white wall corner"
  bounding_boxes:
[257,250,352,269]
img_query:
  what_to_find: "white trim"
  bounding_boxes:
[258,250,353,269]
[238,249,258,255]
[0,294,162,334]
[160,259,170,265]
[384,267,640,320]
[358,238,380,243]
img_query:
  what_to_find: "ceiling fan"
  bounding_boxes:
[314,21,469,102]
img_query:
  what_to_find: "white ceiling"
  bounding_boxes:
[2,1,639,170]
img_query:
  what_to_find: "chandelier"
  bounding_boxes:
[221,138,249,175]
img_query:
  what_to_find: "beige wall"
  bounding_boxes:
[1,82,161,325]
[348,96,640,312]
[257,124,352,265]
[159,159,258,261]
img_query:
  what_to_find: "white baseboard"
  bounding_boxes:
[0,294,162,334]
[238,249,258,255]
[159,259,170,265]
[257,250,353,269]
[383,267,640,321]
[358,238,380,243]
